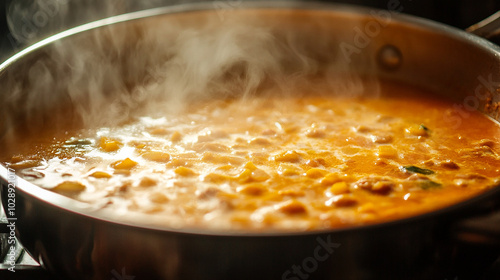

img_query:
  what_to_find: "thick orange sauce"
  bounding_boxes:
[4,82,500,231]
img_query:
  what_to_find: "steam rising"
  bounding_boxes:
[0,2,379,149]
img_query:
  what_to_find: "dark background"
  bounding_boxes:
[0,0,499,63]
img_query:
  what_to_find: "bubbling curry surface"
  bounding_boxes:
[4,82,500,231]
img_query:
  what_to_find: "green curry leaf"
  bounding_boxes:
[402,165,435,175]
[419,124,430,131]
[420,180,442,190]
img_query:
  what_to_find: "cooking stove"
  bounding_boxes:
[1,0,500,279]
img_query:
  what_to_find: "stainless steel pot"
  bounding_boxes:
[1,2,500,279]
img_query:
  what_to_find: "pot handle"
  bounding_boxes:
[466,11,500,40]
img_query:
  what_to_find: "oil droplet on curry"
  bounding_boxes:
[4,82,500,231]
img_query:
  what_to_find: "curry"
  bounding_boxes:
[3,81,500,231]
